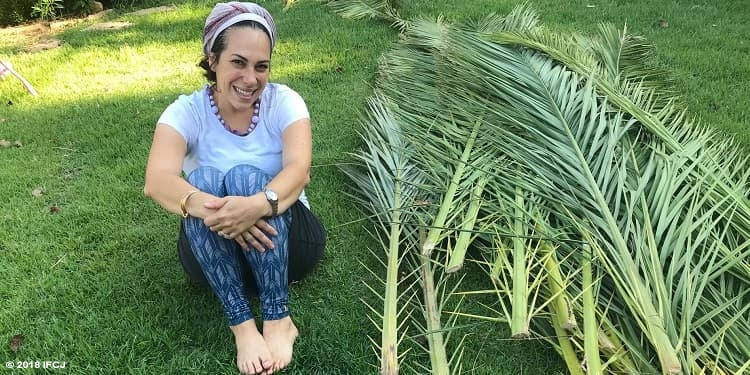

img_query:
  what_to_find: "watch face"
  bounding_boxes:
[265,189,278,200]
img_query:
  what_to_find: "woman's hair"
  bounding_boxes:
[198,20,272,82]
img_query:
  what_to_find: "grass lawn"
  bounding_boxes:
[0,0,747,374]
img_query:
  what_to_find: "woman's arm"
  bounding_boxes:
[265,117,312,214]
[202,117,311,226]
[143,124,217,219]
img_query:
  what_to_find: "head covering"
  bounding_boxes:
[202,2,277,57]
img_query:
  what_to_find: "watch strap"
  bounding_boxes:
[264,189,279,217]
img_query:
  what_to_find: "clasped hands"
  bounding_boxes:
[201,194,277,252]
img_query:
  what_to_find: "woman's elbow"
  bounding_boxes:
[302,171,311,187]
[143,183,153,198]
[142,175,156,198]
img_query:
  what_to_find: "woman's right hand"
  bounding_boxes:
[203,195,277,252]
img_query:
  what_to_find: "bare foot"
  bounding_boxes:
[230,320,275,375]
[263,317,299,371]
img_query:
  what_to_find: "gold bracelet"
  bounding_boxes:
[179,190,199,218]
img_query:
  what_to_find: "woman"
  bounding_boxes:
[143,3,325,374]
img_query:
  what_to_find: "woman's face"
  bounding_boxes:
[210,26,271,114]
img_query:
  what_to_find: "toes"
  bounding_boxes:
[262,359,275,374]
[249,362,260,375]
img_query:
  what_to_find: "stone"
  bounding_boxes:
[92,1,104,13]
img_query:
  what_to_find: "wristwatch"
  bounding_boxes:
[263,188,278,217]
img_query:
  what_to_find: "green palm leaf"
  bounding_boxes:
[337,3,748,373]
[341,96,424,374]
[325,0,408,30]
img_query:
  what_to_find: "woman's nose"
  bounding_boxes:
[242,70,257,85]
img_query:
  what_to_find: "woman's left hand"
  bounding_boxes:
[233,219,278,252]
[203,195,275,249]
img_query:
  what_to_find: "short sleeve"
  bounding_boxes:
[273,86,310,133]
[156,94,200,148]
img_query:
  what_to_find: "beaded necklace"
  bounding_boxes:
[206,85,260,136]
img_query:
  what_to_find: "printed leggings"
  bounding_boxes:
[183,165,290,325]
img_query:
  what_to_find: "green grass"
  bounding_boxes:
[0,0,747,373]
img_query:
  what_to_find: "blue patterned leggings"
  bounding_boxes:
[183,165,291,325]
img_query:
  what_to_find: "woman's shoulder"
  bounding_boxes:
[169,86,209,110]
[263,83,304,101]
[263,83,306,114]
[261,83,309,130]
[159,86,209,132]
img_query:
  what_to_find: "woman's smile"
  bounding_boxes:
[234,86,257,100]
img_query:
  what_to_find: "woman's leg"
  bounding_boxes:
[177,192,327,295]
[183,166,255,325]
[183,166,273,374]
[178,221,258,294]
[224,164,298,371]
[178,201,326,291]
[224,164,291,321]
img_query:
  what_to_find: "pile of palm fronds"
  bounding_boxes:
[335,3,750,374]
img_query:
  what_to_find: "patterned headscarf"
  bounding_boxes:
[202,2,277,57]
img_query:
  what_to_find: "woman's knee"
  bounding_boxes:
[224,164,271,195]
[225,164,268,180]
[187,166,224,194]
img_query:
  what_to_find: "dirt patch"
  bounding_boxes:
[1,23,52,47]
[128,5,176,17]
[84,21,132,32]
[0,5,176,52]
[25,39,63,53]
[1,11,112,45]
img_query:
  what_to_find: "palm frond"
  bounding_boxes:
[340,96,425,374]
[342,6,749,374]
[325,0,408,30]
[463,4,540,34]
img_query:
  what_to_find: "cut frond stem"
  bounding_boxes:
[423,120,482,256]
[511,186,530,338]
[541,240,578,331]
[447,175,488,272]
[419,254,451,375]
[581,243,602,375]
[549,309,585,375]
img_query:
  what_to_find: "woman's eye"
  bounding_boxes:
[256,65,269,72]
[232,60,246,67]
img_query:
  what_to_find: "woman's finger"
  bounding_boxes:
[250,226,274,250]
[246,232,264,252]
[234,233,249,251]
[255,219,278,236]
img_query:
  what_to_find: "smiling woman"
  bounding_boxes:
[142,2,326,375]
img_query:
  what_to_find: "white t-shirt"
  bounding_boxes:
[158,83,310,207]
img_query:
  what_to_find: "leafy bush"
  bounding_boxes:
[0,0,36,26]
[0,0,164,26]
[31,0,64,21]
[62,0,94,15]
